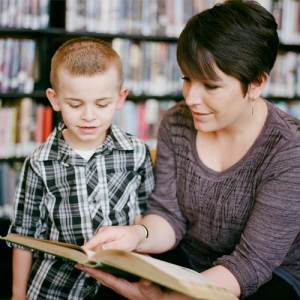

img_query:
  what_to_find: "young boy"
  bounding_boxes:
[8,37,155,300]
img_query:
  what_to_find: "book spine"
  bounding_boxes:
[1,39,14,94]
[43,106,53,142]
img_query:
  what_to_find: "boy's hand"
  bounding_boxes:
[83,225,147,252]
[12,295,28,300]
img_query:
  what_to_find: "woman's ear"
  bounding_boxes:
[116,87,129,110]
[46,88,61,112]
[248,73,269,99]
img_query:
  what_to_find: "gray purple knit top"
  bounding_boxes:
[146,100,300,297]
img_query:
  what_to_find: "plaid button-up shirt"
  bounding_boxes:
[9,123,155,300]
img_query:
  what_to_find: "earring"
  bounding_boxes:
[251,98,255,115]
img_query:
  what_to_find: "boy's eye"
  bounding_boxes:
[70,104,81,108]
[97,103,108,108]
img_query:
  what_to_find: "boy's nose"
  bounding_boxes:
[81,107,96,120]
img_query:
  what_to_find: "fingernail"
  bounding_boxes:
[140,279,151,286]
[75,264,83,270]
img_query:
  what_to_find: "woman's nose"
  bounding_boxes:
[184,84,204,106]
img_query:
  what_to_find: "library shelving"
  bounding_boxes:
[0,0,300,298]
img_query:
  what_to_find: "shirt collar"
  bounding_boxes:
[36,123,134,165]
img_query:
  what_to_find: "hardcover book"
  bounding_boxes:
[1,234,238,300]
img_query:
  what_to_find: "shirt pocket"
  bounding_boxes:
[106,170,140,211]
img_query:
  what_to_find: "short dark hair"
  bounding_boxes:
[177,0,279,94]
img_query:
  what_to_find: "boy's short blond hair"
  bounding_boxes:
[50,37,124,91]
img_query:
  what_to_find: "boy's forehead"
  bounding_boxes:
[58,65,119,77]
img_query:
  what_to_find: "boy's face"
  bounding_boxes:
[47,67,128,150]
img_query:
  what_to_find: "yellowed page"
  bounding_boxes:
[1,234,91,264]
[91,250,238,300]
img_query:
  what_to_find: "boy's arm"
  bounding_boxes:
[12,247,33,300]
[135,147,155,215]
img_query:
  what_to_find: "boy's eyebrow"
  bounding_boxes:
[64,97,114,101]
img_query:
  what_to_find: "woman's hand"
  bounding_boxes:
[83,225,147,252]
[76,265,192,300]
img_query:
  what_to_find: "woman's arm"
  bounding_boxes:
[84,214,176,253]
[201,265,241,297]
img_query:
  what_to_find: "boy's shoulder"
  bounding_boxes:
[110,124,149,151]
[27,126,61,162]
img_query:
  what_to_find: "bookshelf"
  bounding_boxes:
[0,0,300,297]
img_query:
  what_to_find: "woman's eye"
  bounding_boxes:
[205,83,218,90]
[181,75,190,81]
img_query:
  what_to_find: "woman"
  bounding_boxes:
[78,1,300,299]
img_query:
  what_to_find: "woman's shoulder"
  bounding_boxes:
[163,101,193,128]
[165,100,190,116]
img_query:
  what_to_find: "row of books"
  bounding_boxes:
[0,0,50,29]
[114,99,177,150]
[1,40,300,99]
[0,161,22,218]
[65,0,221,37]
[112,39,181,96]
[0,97,53,159]
[0,38,37,94]
[65,0,300,45]
[0,37,182,97]
[275,100,300,119]
[1,0,300,47]
[267,0,300,45]
[262,52,300,98]
[0,97,176,160]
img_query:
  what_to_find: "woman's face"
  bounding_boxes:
[182,66,251,133]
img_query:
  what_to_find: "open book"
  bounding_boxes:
[1,234,238,300]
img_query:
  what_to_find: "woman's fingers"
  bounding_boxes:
[83,228,116,251]
[76,265,164,300]
[83,226,141,252]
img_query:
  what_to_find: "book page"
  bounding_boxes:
[90,250,238,300]
[1,234,92,264]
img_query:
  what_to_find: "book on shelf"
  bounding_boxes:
[0,97,52,159]
[1,234,238,300]
[43,105,53,142]
[113,99,176,146]
[0,162,17,218]
[0,0,50,29]
[64,0,212,37]
[1,38,13,94]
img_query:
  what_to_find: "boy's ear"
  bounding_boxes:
[46,88,61,112]
[116,88,129,110]
[248,73,269,99]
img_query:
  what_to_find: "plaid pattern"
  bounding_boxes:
[9,123,155,300]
